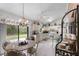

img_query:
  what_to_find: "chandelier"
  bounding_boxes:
[19,3,29,26]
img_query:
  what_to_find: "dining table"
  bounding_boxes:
[4,40,36,51]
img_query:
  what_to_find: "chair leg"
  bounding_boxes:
[35,52,37,56]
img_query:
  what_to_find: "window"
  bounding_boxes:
[6,25,27,41]
[6,25,18,41]
[19,25,27,41]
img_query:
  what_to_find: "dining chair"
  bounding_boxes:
[4,49,26,56]
[27,42,39,56]
[2,41,10,50]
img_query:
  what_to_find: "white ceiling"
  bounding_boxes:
[0,3,67,22]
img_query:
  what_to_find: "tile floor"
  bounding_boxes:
[36,39,57,56]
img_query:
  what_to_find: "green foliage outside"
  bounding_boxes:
[7,25,27,40]
[7,25,18,35]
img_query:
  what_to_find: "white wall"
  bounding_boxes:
[0,23,7,55]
